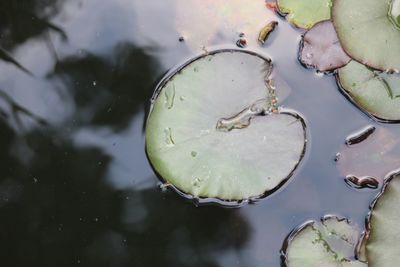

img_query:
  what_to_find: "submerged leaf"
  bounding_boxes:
[337,126,400,181]
[277,0,332,29]
[283,216,366,267]
[300,21,350,72]
[333,0,400,71]
[337,60,400,121]
[145,50,306,201]
[367,173,400,267]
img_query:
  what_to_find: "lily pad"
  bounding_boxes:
[283,216,366,267]
[367,172,400,267]
[145,50,306,201]
[337,60,400,121]
[277,0,332,29]
[338,126,400,183]
[300,20,351,72]
[333,0,400,71]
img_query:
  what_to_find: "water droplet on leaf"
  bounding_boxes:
[164,84,175,109]
[164,127,175,146]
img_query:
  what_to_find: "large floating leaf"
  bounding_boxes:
[333,0,400,71]
[145,50,306,201]
[277,0,332,29]
[337,60,400,121]
[300,21,350,72]
[367,173,400,267]
[283,216,366,267]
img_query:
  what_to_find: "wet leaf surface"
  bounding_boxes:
[146,50,306,201]
[337,60,400,121]
[283,216,366,267]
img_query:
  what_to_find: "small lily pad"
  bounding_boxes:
[277,0,332,29]
[300,20,351,72]
[367,172,400,267]
[333,0,400,71]
[283,216,366,267]
[338,126,400,182]
[337,60,400,121]
[145,50,306,201]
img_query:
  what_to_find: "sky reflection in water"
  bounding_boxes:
[0,1,399,266]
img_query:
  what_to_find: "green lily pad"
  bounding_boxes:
[367,172,400,267]
[337,60,400,121]
[277,0,332,29]
[145,50,306,201]
[333,0,400,71]
[283,216,366,267]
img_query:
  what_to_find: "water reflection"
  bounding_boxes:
[0,0,399,266]
[48,42,157,131]
[0,1,252,267]
[1,117,250,266]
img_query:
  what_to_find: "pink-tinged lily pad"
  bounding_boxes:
[300,21,350,72]
[337,126,400,182]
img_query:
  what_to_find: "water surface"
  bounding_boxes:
[0,1,399,266]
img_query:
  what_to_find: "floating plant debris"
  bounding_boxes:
[282,216,366,267]
[345,175,379,190]
[277,0,332,29]
[367,172,400,266]
[345,125,376,146]
[337,127,400,181]
[236,32,247,48]
[145,50,306,201]
[333,0,400,71]
[300,21,350,72]
[258,21,278,45]
[337,60,400,121]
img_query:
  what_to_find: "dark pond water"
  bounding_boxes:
[1,1,399,266]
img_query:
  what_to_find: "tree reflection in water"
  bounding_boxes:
[0,0,251,266]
